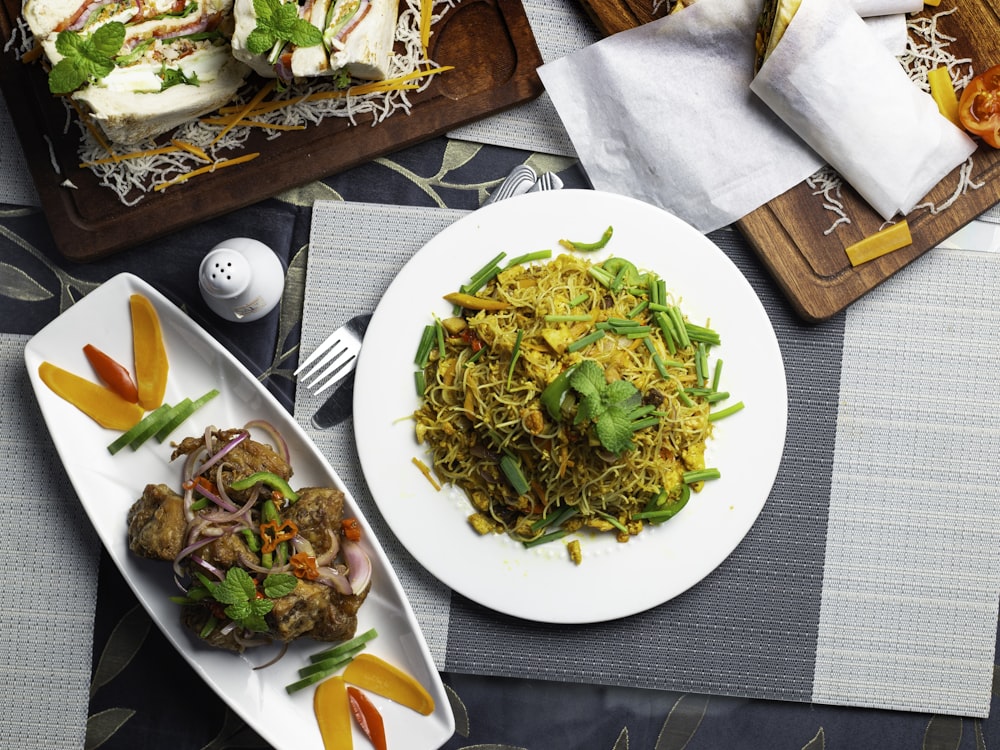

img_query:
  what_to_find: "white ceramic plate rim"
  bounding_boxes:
[24,273,454,750]
[353,189,788,624]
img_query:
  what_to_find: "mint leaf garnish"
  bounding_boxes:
[49,21,126,94]
[262,572,297,598]
[190,567,294,634]
[570,359,643,454]
[247,0,323,58]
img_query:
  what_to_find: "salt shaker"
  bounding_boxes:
[198,238,285,322]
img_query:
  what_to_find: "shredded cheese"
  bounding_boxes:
[153,153,261,192]
[845,221,912,266]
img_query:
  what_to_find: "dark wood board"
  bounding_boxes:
[0,0,544,262]
[576,0,1000,322]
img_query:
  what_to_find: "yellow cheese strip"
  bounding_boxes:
[153,153,260,192]
[927,66,960,126]
[421,0,433,56]
[845,221,912,267]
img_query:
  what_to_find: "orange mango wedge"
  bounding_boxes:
[38,361,145,430]
[342,654,435,716]
[130,293,169,410]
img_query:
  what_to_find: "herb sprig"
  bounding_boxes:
[247,0,323,63]
[193,567,297,633]
[569,359,645,454]
[48,21,126,94]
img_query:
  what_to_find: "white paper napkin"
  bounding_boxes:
[538,0,823,233]
[538,0,974,232]
[750,0,976,220]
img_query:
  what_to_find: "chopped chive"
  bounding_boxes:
[668,307,691,348]
[607,317,638,327]
[627,286,647,297]
[531,505,578,532]
[587,266,615,288]
[544,313,593,322]
[568,293,589,307]
[629,404,657,419]
[649,302,669,313]
[464,347,485,366]
[463,251,507,293]
[414,370,426,397]
[695,342,707,385]
[705,390,730,403]
[686,322,721,347]
[712,359,724,391]
[523,528,572,548]
[652,353,669,379]
[626,330,650,339]
[506,329,524,388]
[415,324,436,367]
[567,329,605,353]
[656,280,667,307]
[595,321,612,330]
[683,468,721,484]
[627,299,649,318]
[631,416,660,431]
[594,510,629,534]
[610,264,628,291]
[505,249,552,267]
[709,401,745,421]
[653,311,676,354]
[500,454,530,495]
[643,337,657,355]
[677,389,695,408]
[435,318,446,359]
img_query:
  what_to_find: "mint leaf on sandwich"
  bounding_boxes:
[48,21,126,94]
[247,0,323,59]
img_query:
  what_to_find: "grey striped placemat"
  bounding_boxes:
[3,334,99,748]
[299,199,1000,718]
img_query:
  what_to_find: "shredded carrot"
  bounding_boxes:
[412,457,441,491]
[210,80,276,145]
[153,152,260,191]
[170,139,211,161]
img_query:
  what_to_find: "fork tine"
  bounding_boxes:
[295,333,345,376]
[301,342,349,382]
[311,353,358,394]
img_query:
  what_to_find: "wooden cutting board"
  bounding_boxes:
[0,0,544,261]
[575,0,1000,322]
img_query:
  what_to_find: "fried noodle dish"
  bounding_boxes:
[413,236,742,562]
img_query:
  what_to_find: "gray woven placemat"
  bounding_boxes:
[2,334,99,748]
[0,95,40,207]
[299,200,1000,718]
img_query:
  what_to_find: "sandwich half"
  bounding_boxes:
[754,0,802,73]
[230,0,399,82]
[23,0,250,145]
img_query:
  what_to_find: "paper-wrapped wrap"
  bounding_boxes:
[538,0,976,232]
[750,0,976,220]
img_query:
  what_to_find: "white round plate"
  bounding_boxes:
[354,190,787,624]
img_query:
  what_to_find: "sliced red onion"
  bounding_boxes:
[334,0,370,43]
[197,430,249,476]
[314,529,339,566]
[316,565,353,595]
[341,540,371,595]
[244,419,290,464]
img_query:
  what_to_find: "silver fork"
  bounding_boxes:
[294,312,372,395]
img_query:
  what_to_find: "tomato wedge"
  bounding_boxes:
[83,343,139,403]
[958,64,1000,148]
[347,687,387,750]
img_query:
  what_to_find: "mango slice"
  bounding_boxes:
[130,293,169,410]
[38,361,145,430]
[342,653,435,716]
[314,676,353,750]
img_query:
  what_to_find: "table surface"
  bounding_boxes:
[4,2,1000,749]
